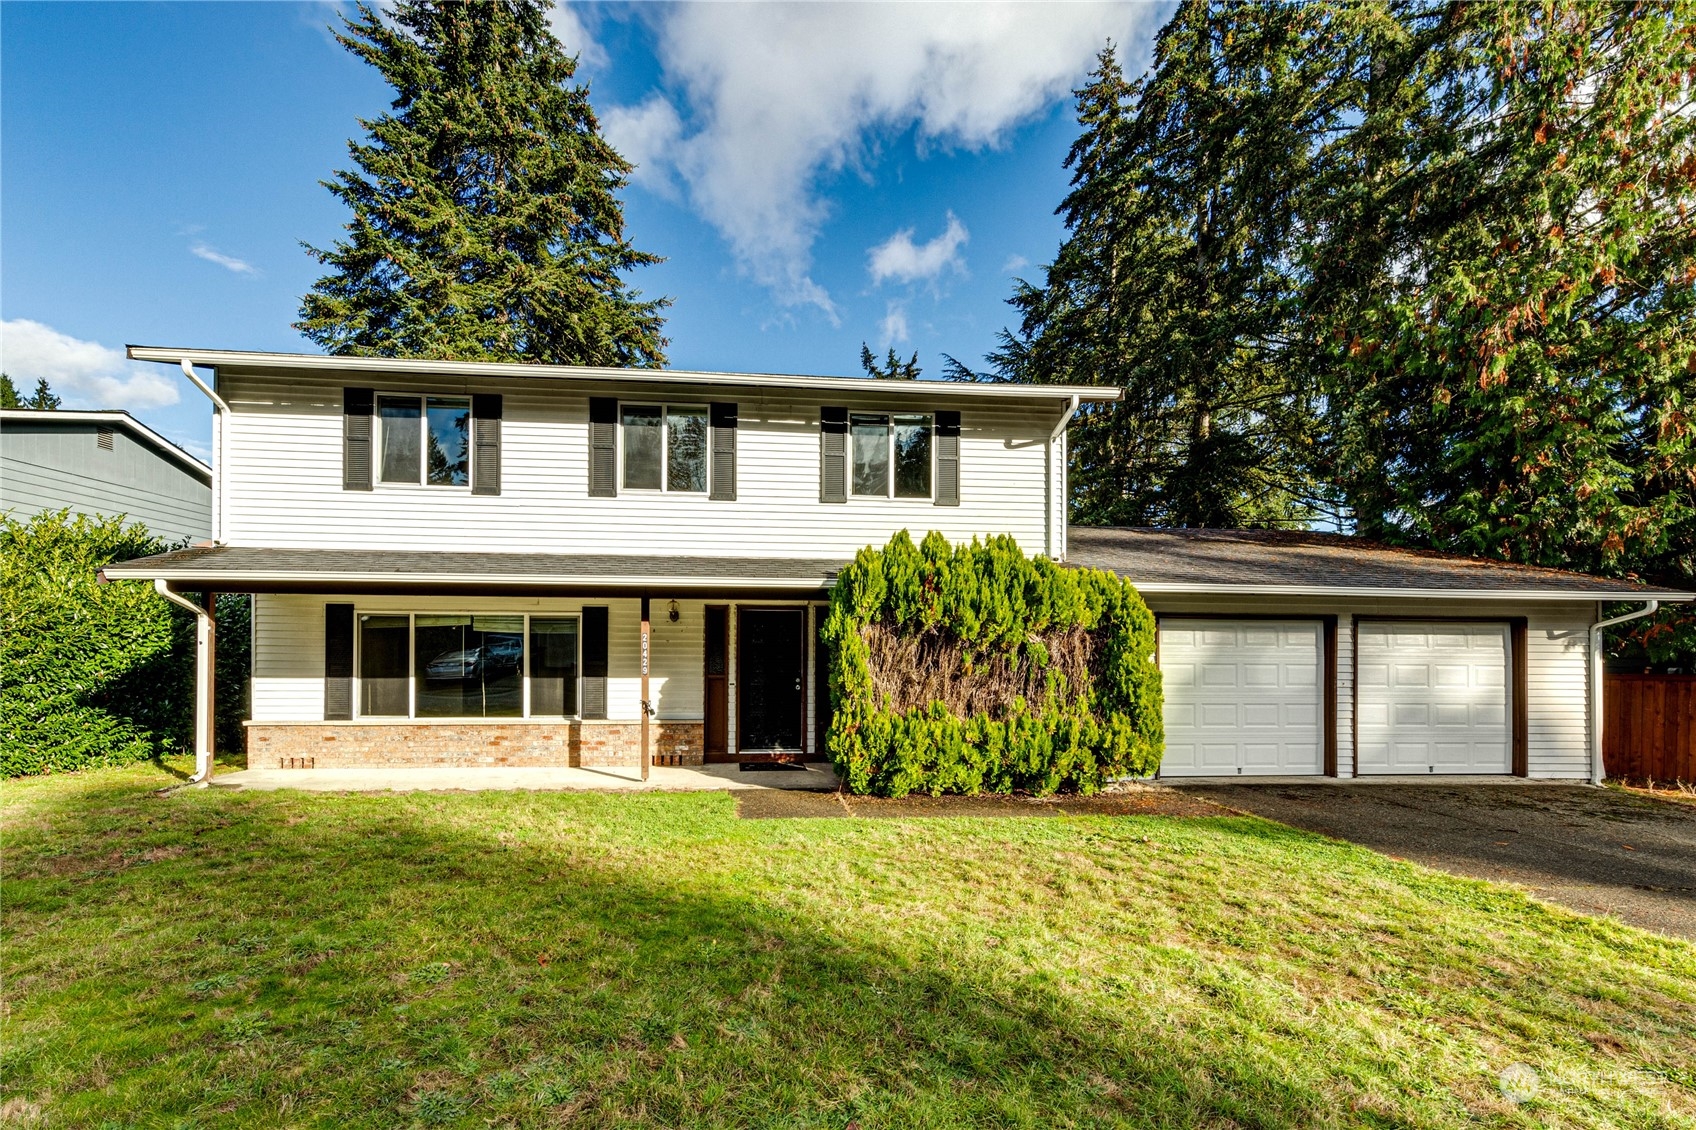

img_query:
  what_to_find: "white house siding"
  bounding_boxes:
[251,592,704,725]
[1141,594,1594,779]
[216,372,1058,559]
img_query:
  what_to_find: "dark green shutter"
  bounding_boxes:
[343,388,374,491]
[582,606,609,718]
[325,603,354,720]
[471,394,501,496]
[709,402,737,501]
[934,410,960,506]
[820,407,847,503]
[588,397,617,497]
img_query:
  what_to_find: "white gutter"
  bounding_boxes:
[1589,599,1659,785]
[1046,395,1079,560]
[179,360,230,545]
[154,580,217,786]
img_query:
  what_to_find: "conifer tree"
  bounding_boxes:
[0,374,21,409]
[989,19,1342,528]
[297,0,668,365]
[859,344,920,380]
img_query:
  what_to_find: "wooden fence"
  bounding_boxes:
[1604,674,1696,782]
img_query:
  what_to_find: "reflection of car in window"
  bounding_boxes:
[424,638,521,681]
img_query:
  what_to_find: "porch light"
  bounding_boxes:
[668,599,680,623]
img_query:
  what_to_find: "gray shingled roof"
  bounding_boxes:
[101,545,844,589]
[1066,527,1690,599]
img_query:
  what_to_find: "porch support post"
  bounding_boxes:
[640,595,651,782]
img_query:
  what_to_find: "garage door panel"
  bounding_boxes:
[1358,621,1510,775]
[1160,619,1325,777]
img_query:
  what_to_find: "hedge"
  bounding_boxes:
[823,531,1163,796]
[0,509,250,776]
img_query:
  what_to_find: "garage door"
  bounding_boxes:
[1158,619,1323,777]
[1357,621,1509,774]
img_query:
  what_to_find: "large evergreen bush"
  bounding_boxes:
[824,531,1162,796]
[0,510,249,776]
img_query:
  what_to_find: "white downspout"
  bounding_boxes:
[180,359,230,544]
[156,580,216,786]
[1589,599,1658,785]
[1046,395,1079,560]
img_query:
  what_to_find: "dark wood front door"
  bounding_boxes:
[703,605,729,755]
[737,607,806,751]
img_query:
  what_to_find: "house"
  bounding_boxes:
[1,408,212,542]
[99,346,1690,786]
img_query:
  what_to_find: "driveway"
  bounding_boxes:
[1166,782,1696,941]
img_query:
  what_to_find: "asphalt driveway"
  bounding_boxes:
[1168,782,1696,941]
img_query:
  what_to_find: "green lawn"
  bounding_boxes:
[4,761,1694,1129]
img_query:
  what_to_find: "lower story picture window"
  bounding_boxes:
[360,614,410,717]
[415,614,523,718]
[529,617,580,716]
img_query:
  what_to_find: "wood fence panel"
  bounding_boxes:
[1605,675,1696,781]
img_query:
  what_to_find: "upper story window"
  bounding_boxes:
[622,404,707,493]
[379,395,470,487]
[851,412,932,498]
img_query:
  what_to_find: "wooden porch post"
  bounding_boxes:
[640,595,651,782]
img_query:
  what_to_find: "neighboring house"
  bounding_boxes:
[1,408,212,543]
[102,346,1691,784]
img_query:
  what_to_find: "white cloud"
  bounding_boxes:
[614,2,1158,312]
[879,302,911,346]
[0,320,180,409]
[190,242,258,275]
[548,1,608,69]
[869,212,969,286]
[602,95,686,198]
[1002,253,1031,274]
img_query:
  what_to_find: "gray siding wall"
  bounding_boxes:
[2,420,211,543]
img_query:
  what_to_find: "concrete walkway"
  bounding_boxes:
[210,762,839,793]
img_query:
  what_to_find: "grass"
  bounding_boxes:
[4,759,1695,1129]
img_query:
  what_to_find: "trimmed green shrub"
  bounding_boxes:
[1,510,251,776]
[823,531,1163,796]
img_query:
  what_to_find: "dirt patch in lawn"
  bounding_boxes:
[736,784,1228,821]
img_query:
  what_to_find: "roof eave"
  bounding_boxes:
[126,345,1123,403]
[1125,581,1692,602]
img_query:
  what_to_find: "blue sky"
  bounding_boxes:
[1,2,1165,460]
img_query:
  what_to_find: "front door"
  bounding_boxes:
[737,607,806,752]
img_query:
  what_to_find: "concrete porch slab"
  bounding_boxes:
[208,762,840,793]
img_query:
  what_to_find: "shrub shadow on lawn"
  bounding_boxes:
[5,781,1693,1128]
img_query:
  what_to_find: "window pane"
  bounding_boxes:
[667,406,708,492]
[622,405,662,490]
[426,398,470,487]
[415,614,523,718]
[360,614,410,717]
[851,414,889,497]
[379,397,421,484]
[529,617,579,716]
[894,414,932,498]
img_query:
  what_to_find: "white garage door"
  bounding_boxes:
[1357,621,1510,774]
[1158,619,1323,777]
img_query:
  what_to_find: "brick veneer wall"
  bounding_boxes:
[246,720,704,769]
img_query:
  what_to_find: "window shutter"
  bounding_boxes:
[581,605,609,718]
[343,388,374,491]
[588,397,617,497]
[934,410,961,507]
[709,402,737,501]
[471,393,502,496]
[820,406,847,503]
[324,603,354,720]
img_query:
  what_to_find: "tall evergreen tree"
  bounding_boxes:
[297,0,668,365]
[25,378,60,411]
[1305,1,1696,662]
[990,19,1346,528]
[0,374,21,409]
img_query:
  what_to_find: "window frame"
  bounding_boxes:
[618,402,710,495]
[375,393,475,490]
[353,611,582,720]
[848,411,934,500]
